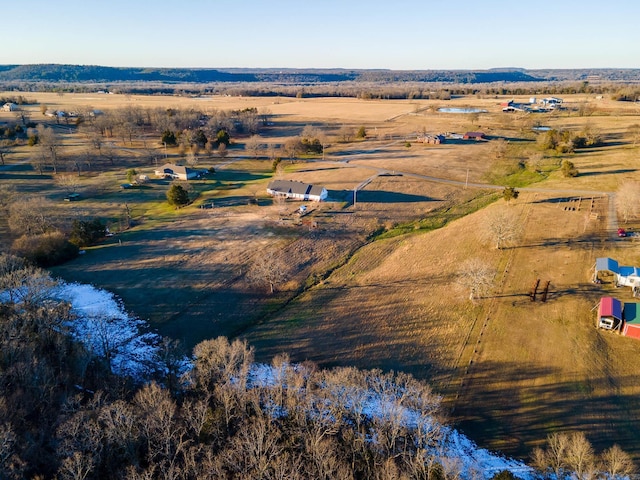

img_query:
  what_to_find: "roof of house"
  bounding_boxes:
[267,180,326,197]
[599,297,623,320]
[464,131,486,137]
[155,163,191,176]
[619,266,640,278]
[596,257,619,273]
[624,303,640,325]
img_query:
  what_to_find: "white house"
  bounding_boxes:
[2,103,18,112]
[154,163,200,180]
[594,257,640,295]
[267,180,328,202]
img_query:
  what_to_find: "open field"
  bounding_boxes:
[3,91,640,460]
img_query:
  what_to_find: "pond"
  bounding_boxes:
[438,107,487,114]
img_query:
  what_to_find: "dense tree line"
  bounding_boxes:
[0,257,636,479]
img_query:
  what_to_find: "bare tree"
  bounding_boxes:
[616,182,640,224]
[484,207,522,250]
[283,137,301,162]
[0,184,16,213]
[338,124,355,142]
[565,432,596,480]
[0,141,11,165]
[8,197,56,236]
[458,258,494,301]
[55,174,82,194]
[244,135,263,158]
[600,444,635,478]
[38,124,60,173]
[217,143,228,160]
[627,124,640,146]
[246,249,290,294]
[534,432,570,480]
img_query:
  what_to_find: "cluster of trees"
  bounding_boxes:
[537,128,603,155]
[532,432,634,479]
[0,192,105,267]
[0,258,636,479]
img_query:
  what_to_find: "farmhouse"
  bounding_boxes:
[597,296,623,331]
[154,163,199,180]
[2,102,18,112]
[594,257,640,295]
[267,180,328,202]
[463,131,486,140]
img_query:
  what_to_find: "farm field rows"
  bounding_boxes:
[2,91,640,460]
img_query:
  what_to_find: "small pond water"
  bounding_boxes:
[438,107,487,114]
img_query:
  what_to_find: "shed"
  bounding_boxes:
[267,180,328,202]
[597,297,623,331]
[622,303,640,339]
[464,131,486,140]
[594,257,619,282]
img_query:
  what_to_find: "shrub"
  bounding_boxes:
[161,129,177,146]
[69,218,106,247]
[561,159,579,177]
[166,184,190,207]
[12,231,79,267]
[28,134,38,146]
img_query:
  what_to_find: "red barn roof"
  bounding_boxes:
[599,296,622,320]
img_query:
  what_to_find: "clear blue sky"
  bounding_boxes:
[3,0,639,70]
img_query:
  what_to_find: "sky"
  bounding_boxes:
[3,0,639,70]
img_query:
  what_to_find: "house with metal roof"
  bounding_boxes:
[154,163,200,181]
[594,257,640,295]
[267,180,328,202]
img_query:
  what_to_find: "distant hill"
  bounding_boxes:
[0,64,551,84]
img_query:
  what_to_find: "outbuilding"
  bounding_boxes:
[464,131,486,140]
[597,296,623,331]
[2,102,18,112]
[267,180,328,202]
[622,303,640,339]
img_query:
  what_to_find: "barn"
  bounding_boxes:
[597,296,623,331]
[267,180,328,202]
[622,303,640,339]
[463,131,486,140]
[594,257,619,283]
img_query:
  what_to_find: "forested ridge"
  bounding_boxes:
[0,65,544,84]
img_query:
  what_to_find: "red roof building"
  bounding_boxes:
[597,296,623,331]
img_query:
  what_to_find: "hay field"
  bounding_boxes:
[3,91,640,460]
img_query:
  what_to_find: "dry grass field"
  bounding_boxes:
[3,91,640,461]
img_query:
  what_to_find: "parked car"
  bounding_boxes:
[64,193,81,201]
[618,228,627,237]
